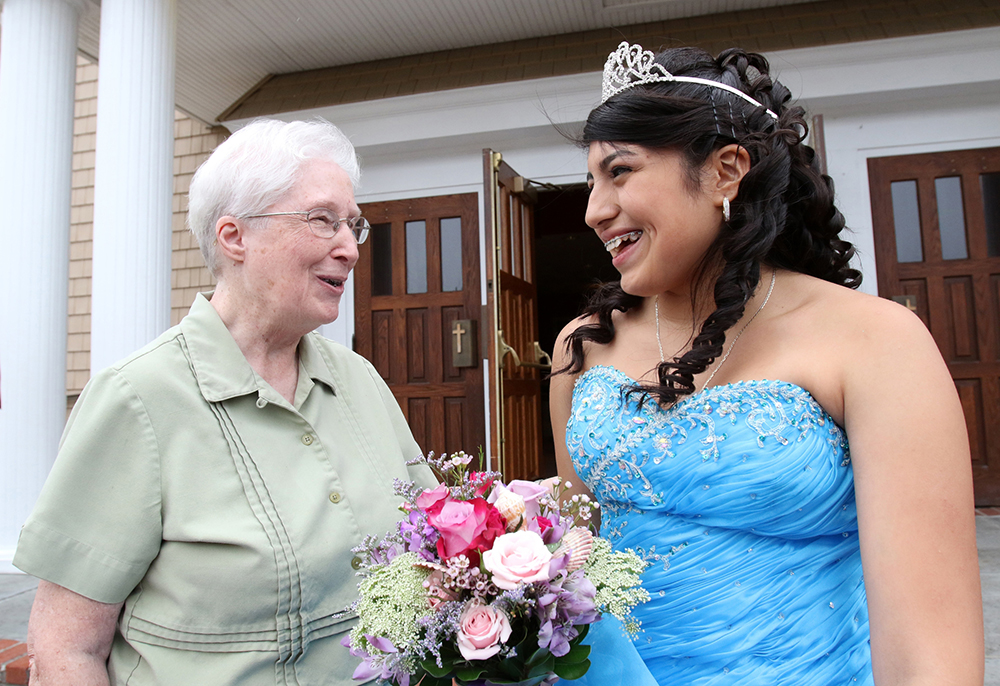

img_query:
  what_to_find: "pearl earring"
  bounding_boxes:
[722,196,731,222]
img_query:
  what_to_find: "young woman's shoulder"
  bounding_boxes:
[764,271,944,425]
[555,313,599,342]
[552,314,599,374]
[786,272,933,354]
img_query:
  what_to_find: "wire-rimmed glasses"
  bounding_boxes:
[241,208,370,244]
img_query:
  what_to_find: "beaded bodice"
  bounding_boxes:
[564,365,872,684]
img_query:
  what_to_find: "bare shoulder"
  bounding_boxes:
[782,273,938,362]
[552,313,599,370]
[750,272,946,425]
[555,313,598,343]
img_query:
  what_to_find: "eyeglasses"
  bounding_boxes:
[241,208,370,244]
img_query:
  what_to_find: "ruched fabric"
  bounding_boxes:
[564,366,873,685]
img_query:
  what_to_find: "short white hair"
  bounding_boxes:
[187,117,361,275]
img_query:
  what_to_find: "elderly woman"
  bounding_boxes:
[14,118,434,685]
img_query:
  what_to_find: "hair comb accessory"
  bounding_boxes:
[601,41,778,120]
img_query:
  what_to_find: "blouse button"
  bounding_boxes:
[255,397,268,408]
[302,434,315,446]
[351,556,363,570]
[329,491,342,504]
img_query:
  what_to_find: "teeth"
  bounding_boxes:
[603,230,642,253]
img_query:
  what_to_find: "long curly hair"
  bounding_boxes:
[558,46,861,406]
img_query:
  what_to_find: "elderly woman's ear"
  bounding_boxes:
[215,216,247,266]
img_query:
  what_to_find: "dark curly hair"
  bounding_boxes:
[557,46,861,406]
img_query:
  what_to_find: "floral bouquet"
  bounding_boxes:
[343,451,649,686]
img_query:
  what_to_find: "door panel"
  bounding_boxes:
[484,149,548,480]
[355,193,485,457]
[868,147,1000,505]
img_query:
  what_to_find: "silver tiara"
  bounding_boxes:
[601,41,779,120]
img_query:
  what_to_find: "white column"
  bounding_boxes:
[90,0,177,374]
[0,0,86,572]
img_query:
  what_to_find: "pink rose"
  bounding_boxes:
[416,483,449,515]
[482,530,554,590]
[428,497,505,561]
[457,601,512,661]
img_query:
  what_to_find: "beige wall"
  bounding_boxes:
[67,55,224,406]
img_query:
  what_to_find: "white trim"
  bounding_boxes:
[770,26,1000,107]
[224,71,599,149]
[225,27,999,153]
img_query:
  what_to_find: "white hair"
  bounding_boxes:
[187,117,361,275]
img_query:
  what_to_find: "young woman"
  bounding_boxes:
[551,43,983,685]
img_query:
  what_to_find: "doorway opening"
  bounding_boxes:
[534,184,619,476]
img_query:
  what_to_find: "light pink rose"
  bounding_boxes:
[482,530,554,590]
[456,601,512,661]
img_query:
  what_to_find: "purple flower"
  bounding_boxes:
[399,510,439,561]
[526,514,566,545]
[534,569,599,656]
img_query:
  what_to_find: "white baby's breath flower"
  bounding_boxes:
[583,538,649,637]
[351,552,431,657]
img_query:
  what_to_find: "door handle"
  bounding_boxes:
[497,331,552,371]
[531,341,553,371]
[497,330,521,370]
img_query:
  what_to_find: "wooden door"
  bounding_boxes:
[868,147,1000,505]
[354,193,485,457]
[483,149,550,481]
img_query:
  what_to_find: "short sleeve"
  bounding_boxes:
[361,359,438,490]
[14,368,163,604]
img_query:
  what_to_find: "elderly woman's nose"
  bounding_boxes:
[334,231,361,266]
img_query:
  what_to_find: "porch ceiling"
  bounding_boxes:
[74,0,826,125]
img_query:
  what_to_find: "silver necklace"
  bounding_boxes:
[654,267,777,389]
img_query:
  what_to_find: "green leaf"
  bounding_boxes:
[526,653,555,678]
[506,622,530,650]
[483,676,550,686]
[419,659,453,678]
[455,665,486,681]
[553,658,591,680]
[495,657,524,679]
[524,647,550,667]
[557,643,591,664]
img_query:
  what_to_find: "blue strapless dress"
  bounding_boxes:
[563,366,872,685]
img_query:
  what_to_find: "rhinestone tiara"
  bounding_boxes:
[601,41,778,120]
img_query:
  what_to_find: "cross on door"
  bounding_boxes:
[452,321,466,354]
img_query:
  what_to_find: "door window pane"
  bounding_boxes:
[891,180,923,263]
[982,172,1000,258]
[440,217,463,292]
[935,176,968,260]
[406,220,428,294]
[371,222,392,296]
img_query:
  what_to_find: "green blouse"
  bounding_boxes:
[15,293,436,685]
